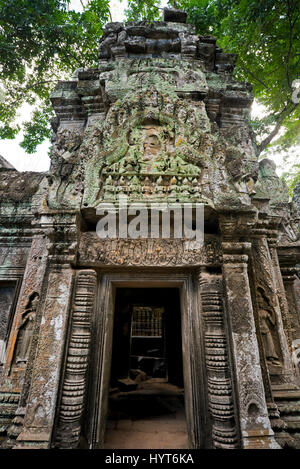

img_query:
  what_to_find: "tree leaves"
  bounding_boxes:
[20,105,53,154]
[176,0,300,153]
[1,0,299,196]
[125,0,162,22]
[0,0,110,152]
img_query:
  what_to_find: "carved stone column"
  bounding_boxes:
[281,267,300,339]
[268,238,294,352]
[279,250,300,385]
[54,269,97,448]
[15,213,80,448]
[221,233,280,448]
[3,233,48,376]
[199,268,239,448]
[3,231,48,443]
[250,224,296,389]
[277,242,300,344]
[264,218,300,447]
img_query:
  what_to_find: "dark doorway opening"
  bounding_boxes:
[110,288,183,386]
[104,287,188,449]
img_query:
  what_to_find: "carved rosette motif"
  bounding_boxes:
[55,270,97,448]
[199,270,239,448]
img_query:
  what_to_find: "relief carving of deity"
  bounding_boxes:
[99,117,203,203]
[143,129,161,159]
[138,124,171,173]
[14,293,39,366]
[259,308,281,366]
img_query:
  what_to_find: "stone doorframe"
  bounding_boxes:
[84,268,211,449]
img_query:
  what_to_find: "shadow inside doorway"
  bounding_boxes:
[104,287,189,449]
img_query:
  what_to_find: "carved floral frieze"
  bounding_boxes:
[78,233,222,267]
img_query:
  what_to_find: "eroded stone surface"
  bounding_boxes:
[0,10,299,450]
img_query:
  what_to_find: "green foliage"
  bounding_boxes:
[125,0,162,22]
[125,0,300,159]
[174,0,300,194]
[0,0,110,152]
[1,0,299,198]
[176,0,300,148]
[281,164,300,197]
[20,106,54,154]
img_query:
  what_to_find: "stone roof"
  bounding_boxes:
[0,154,15,169]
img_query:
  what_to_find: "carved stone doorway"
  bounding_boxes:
[85,270,210,449]
[104,287,187,448]
[110,288,183,385]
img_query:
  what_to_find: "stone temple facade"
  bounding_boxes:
[0,8,300,449]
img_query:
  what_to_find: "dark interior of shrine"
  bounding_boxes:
[110,287,183,386]
[104,287,188,448]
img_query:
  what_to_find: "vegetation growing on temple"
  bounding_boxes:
[0,1,299,192]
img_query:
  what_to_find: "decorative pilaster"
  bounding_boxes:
[245,217,291,440]
[15,213,80,448]
[281,267,300,338]
[3,230,49,445]
[199,268,239,448]
[250,224,296,389]
[2,233,48,375]
[268,237,294,351]
[54,269,97,448]
[221,240,280,448]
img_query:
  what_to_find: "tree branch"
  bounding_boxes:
[286,0,294,92]
[257,101,299,155]
[58,45,86,68]
[239,63,270,90]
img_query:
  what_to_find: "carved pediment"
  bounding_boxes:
[100,119,203,203]
[82,88,213,207]
[80,83,259,211]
